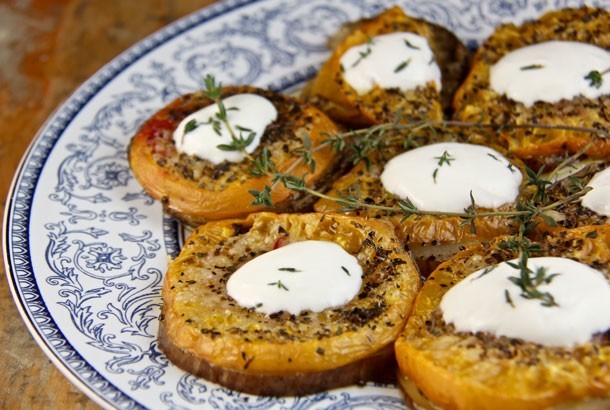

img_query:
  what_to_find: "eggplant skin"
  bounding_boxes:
[159,325,396,396]
[453,7,610,170]
[159,212,422,396]
[128,86,344,226]
[396,225,610,410]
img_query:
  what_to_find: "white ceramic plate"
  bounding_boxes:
[4,0,610,409]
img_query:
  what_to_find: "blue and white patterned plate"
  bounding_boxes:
[4,0,610,409]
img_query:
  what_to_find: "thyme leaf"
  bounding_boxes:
[394,58,411,73]
[351,45,373,67]
[432,168,439,183]
[586,229,598,239]
[323,133,347,154]
[435,150,455,167]
[432,150,455,183]
[202,74,254,153]
[279,175,307,191]
[397,198,419,221]
[249,186,273,207]
[268,280,289,291]
[217,131,256,151]
[520,64,545,70]
[506,252,559,307]
[336,187,363,212]
[475,265,497,280]
[505,289,515,307]
[525,166,552,203]
[584,67,610,88]
[203,74,222,99]
[184,119,199,134]
[585,70,602,88]
[293,133,316,172]
[404,39,420,50]
[250,147,276,177]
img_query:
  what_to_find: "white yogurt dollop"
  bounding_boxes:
[490,41,610,107]
[226,240,363,315]
[380,142,522,213]
[340,32,441,95]
[173,93,277,165]
[581,166,610,217]
[441,257,610,347]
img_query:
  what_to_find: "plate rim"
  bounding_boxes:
[2,0,264,408]
[6,0,609,408]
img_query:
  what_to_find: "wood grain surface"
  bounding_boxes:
[0,1,218,408]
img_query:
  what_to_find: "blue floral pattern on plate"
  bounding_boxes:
[4,0,610,408]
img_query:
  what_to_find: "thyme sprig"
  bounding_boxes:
[242,118,603,212]
[198,75,607,226]
[506,252,560,307]
[199,75,256,156]
[212,99,603,307]
[493,183,564,309]
[304,182,590,224]
[322,119,610,168]
[202,75,238,139]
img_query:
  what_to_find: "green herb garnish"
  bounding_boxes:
[584,67,610,88]
[585,70,602,88]
[520,64,545,70]
[504,289,515,308]
[268,280,289,291]
[435,150,455,167]
[507,252,560,307]
[432,150,455,183]
[404,39,420,50]
[394,58,411,73]
[351,46,373,67]
[183,119,199,134]
[201,74,257,154]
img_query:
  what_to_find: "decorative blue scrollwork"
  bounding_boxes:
[6,0,610,409]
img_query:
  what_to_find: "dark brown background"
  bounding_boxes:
[0,1,217,408]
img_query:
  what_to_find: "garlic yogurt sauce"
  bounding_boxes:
[380,142,522,213]
[490,41,610,106]
[441,257,610,347]
[339,32,441,95]
[226,241,363,315]
[581,166,610,217]
[173,94,277,165]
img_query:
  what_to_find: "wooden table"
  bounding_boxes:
[0,1,217,407]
